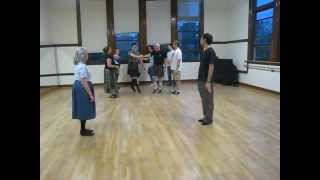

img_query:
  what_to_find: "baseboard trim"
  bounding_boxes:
[40,80,198,88]
[239,82,280,94]
[40,81,280,95]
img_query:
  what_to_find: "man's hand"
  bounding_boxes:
[205,82,212,93]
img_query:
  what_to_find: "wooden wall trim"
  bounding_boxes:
[76,0,82,46]
[139,0,147,54]
[106,0,115,48]
[200,0,204,36]
[213,39,248,44]
[40,44,78,48]
[239,82,280,94]
[171,0,178,42]
[40,73,74,77]
[247,0,254,60]
[271,0,280,61]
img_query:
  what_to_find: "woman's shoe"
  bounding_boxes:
[130,85,136,92]
[136,85,141,93]
[80,130,95,136]
[109,94,117,98]
[85,129,94,133]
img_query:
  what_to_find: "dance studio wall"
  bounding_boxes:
[227,0,280,92]
[40,0,280,92]
[40,0,49,45]
[80,0,108,52]
[146,0,171,44]
[40,0,78,45]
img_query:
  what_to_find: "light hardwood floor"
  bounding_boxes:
[40,82,280,180]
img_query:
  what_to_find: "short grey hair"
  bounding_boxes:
[74,47,88,65]
[154,43,160,48]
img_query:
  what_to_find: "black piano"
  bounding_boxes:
[213,58,239,86]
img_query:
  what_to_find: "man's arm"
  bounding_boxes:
[207,64,214,82]
[176,51,182,70]
[206,49,216,82]
[205,49,216,93]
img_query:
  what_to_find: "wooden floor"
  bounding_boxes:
[40,82,280,180]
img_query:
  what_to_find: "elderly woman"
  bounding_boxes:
[72,47,95,136]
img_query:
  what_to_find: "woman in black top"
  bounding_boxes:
[103,46,120,98]
[128,43,143,93]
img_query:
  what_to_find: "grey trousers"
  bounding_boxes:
[104,69,110,93]
[108,69,119,96]
[198,81,214,123]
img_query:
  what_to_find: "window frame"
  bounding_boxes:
[248,0,280,65]
[171,0,204,62]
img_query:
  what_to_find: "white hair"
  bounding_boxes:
[74,47,88,65]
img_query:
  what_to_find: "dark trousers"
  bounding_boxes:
[108,69,119,96]
[167,66,172,85]
[198,81,214,123]
[104,69,110,93]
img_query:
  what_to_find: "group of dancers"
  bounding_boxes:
[104,40,183,98]
[72,33,216,136]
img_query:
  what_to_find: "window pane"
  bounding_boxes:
[114,32,139,41]
[178,32,199,51]
[256,0,273,7]
[177,19,200,31]
[255,9,273,45]
[178,0,200,17]
[254,45,271,61]
[182,51,200,61]
[115,32,139,62]
[256,8,273,20]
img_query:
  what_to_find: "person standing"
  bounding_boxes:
[198,33,217,126]
[72,47,95,136]
[170,40,183,95]
[103,46,120,98]
[128,43,142,93]
[152,43,165,93]
[142,45,155,85]
[165,44,174,86]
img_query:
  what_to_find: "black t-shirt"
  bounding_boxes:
[105,54,118,70]
[198,47,217,82]
[152,51,165,66]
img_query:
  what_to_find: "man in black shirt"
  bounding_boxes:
[152,43,166,93]
[198,33,217,125]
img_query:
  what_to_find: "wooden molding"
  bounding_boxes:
[213,39,248,44]
[139,0,147,54]
[246,60,280,66]
[76,0,82,46]
[171,0,178,42]
[239,82,280,94]
[106,0,115,48]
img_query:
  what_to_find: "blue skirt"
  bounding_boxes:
[72,80,96,120]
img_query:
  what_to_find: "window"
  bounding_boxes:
[249,0,280,64]
[114,32,139,64]
[177,0,202,62]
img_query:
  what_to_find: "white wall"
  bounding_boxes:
[114,0,139,33]
[227,0,280,92]
[40,48,59,86]
[80,0,108,52]
[40,0,49,45]
[47,0,78,44]
[146,0,171,44]
[40,0,280,92]
[203,0,230,61]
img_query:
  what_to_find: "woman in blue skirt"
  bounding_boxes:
[72,47,96,136]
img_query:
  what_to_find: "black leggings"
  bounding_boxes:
[80,120,86,131]
[131,79,140,91]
